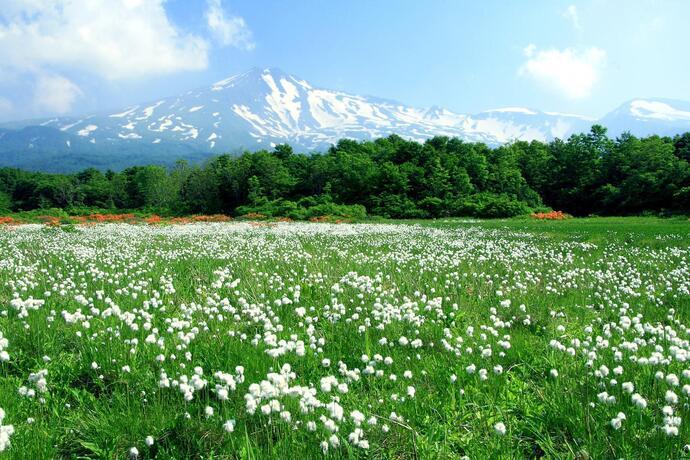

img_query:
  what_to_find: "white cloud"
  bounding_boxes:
[0,0,210,80]
[519,45,606,99]
[205,0,255,50]
[33,74,83,114]
[563,5,581,30]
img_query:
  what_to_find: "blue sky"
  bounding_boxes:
[0,0,688,122]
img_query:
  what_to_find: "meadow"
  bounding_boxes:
[0,217,688,459]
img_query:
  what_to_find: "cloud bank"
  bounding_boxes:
[0,0,210,80]
[519,45,606,99]
[0,0,254,116]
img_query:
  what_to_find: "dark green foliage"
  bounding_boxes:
[236,197,367,221]
[0,191,11,212]
[451,193,533,218]
[0,127,688,218]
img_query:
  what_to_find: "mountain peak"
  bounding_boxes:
[210,67,303,93]
[600,98,690,137]
[260,66,288,75]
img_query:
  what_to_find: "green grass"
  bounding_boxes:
[0,217,688,459]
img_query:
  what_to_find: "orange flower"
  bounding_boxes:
[531,211,571,220]
[144,215,162,224]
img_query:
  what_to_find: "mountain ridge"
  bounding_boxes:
[1,67,689,172]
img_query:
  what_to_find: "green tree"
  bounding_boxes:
[247,175,265,205]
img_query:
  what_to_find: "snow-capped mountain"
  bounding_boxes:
[0,68,688,172]
[600,98,690,138]
[32,67,593,149]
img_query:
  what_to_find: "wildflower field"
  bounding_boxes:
[0,217,689,459]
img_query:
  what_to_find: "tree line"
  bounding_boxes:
[1,126,689,219]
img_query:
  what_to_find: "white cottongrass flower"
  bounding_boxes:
[494,422,507,436]
[666,374,679,386]
[223,419,236,433]
[0,333,9,363]
[663,425,679,436]
[351,410,365,426]
[665,390,678,405]
[631,393,647,409]
[610,412,625,430]
[0,408,14,452]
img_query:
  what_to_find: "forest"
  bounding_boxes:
[0,125,689,219]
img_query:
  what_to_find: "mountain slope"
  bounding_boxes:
[600,98,690,137]
[0,68,687,172]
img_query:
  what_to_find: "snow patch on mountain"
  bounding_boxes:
[629,99,690,121]
[77,125,98,136]
[119,132,142,140]
[110,107,138,118]
[139,101,164,120]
